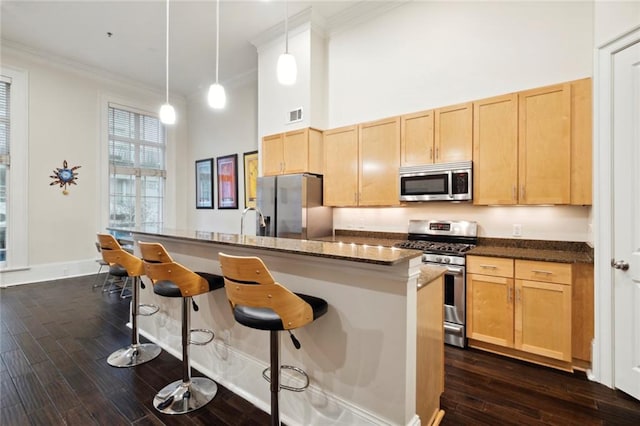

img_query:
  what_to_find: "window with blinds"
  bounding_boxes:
[108,104,165,228]
[0,78,9,263]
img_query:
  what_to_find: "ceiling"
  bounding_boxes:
[1,0,375,97]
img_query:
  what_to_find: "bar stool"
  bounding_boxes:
[97,233,161,368]
[139,241,224,415]
[218,252,328,426]
[92,241,110,290]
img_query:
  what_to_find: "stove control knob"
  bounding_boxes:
[435,256,442,263]
[443,257,451,264]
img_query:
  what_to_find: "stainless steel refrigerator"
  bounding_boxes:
[256,174,333,239]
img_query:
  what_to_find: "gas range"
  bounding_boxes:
[395,219,478,348]
[394,219,478,265]
[396,220,478,348]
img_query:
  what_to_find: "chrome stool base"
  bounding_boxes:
[153,377,218,415]
[107,343,161,368]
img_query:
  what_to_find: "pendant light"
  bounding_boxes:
[159,0,176,124]
[277,0,297,86]
[207,0,226,109]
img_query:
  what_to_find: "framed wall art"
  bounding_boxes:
[217,154,238,209]
[243,150,258,208]
[195,158,214,209]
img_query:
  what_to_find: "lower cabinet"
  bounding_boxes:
[467,256,575,369]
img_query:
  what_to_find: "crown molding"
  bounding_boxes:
[1,39,187,103]
[250,0,411,51]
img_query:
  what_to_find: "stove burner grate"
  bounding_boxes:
[394,240,475,255]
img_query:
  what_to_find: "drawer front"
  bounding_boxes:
[467,256,514,278]
[515,260,572,285]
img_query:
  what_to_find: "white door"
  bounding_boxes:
[612,39,640,400]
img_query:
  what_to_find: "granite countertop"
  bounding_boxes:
[418,265,446,288]
[323,231,594,264]
[467,238,594,264]
[107,226,422,266]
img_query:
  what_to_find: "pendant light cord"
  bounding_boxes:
[215,0,220,83]
[165,0,170,103]
[284,0,289,54]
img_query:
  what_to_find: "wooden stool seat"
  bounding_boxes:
[139,241,223,415]
[97,233,161,368]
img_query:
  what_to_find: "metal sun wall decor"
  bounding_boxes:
[50,160,81,195]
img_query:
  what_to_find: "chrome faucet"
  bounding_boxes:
[240,207,266,236]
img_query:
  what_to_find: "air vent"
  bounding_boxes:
[287,108,303,124]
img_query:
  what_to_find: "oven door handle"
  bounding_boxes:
[445,266,464,275]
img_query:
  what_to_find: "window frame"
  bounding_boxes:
[0,67,28,272]
[107,103,167,230]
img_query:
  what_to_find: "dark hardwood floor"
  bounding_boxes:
[2,275,639,425]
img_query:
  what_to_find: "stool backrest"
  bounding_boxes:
[218,252,313,330]
[138,241,210,297]
[97,233,143,276]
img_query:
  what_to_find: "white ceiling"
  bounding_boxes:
[1,0,377,97]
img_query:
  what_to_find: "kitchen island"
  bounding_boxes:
[109,226,444,426]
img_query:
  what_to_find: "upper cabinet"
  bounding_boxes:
[473,94,519,205]
[261,127,323,176]
[323,125,359,206]
[324,117,400,207]
[473,78,592,206]
[434,102,473,163]
[400,103,473,167]
[400,109,435,166]
[359,117,401,206]
[569,78,592,205]
[518,83,572,205]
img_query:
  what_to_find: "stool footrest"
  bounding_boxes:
[189,328,214,346]
[138,303,159,316]
[262,365,310,392]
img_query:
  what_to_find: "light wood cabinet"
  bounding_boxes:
[416,274,445,425]
[261,127,323,176]
[467,272,515,347]
[570,78,593,205]
[359,117,400,206]
[435,102,473,163]
[473,78,592,205]
[400,109,435,166]
[401,102,472,167]
[518,83,572,204]
[467,255,574,368]
[323,125,359,206]
[473,94,519,205]
[324,118,400,206]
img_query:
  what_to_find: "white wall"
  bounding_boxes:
[594,0,640,46]
[328,1,594,126]
[257,25,313,138]
[1,46,188,286]
[324,1,594,242]
[187,76,259,234]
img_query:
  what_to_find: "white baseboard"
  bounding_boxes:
[0,258,101,287]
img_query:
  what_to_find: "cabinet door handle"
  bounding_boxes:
[520,185,525,200]
[531,269,553,275]
[507,287,513,304]
[516,288,521,302]
[435,147,439,160]
[480,264,497,269]
[512,185,517,201]
[429,147,433,161]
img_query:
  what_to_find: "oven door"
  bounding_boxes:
[443,265,466,347]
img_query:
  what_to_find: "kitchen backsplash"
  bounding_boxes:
[333,204,592,243]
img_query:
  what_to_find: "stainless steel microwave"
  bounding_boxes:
[399,161,473,202]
